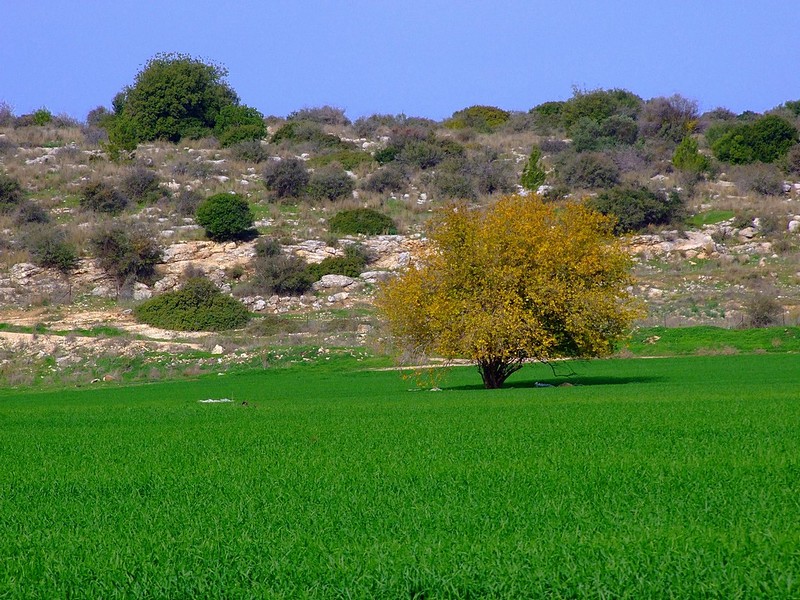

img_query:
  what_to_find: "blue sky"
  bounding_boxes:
[2,1,799,122]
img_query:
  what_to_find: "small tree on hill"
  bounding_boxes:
[108,53,239,143]
[377,195,640,389]
[520,147,546,191]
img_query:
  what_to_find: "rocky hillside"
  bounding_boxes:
[1,106,800,385]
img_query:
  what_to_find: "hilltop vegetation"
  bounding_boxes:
[1,55,800,384]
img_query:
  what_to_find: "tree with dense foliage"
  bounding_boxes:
[195,193,255,241]
[588,185,684,234]
[711,115,798,164]
[377,195,640,388]
[107,53,239,143]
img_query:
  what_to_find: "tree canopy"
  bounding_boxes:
[377,195,640,388]
[110,53,239,143]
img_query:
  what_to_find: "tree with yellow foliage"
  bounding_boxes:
[376,195,641,388]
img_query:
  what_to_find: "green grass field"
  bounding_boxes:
[1,353,798,598]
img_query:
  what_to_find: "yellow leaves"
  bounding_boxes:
[376,194,640,366]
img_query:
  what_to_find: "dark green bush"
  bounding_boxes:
[588,185,684,233]
[570,115,638,151]
[711,115,798,164]
[195,193,255,241]
[262,158,310,198]
[110,53,238,143]
[135,277,250,331]
[306,165,355,201]
[80,181,129,214]
[328,208,397,235]
[555,151,620,189]
[0,172,24,212]
[561,88,642,133]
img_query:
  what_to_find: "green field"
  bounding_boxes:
[1,354,799,598]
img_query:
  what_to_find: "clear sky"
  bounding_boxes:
[2,1,799,122]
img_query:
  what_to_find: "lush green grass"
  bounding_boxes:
[623,325,800,356]
[1,354,798,597]
[685,209,735,227]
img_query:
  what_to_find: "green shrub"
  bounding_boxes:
[80,181,129,214]
[672,136,711,173]
[529,101,566,134]
[111,53,238,142]
[195,193,255,241]
[262,158,309,198]
[555,151,620,189]
[214,105,266,147]
[588,185,684,233]
[307,149,374,171]
[521,147,546,191]
[0,172,24,212]
[711,115,798,164]
[561,88,642,133]
[135,277,250,331]
[305,245,369,281]
[32,108,53,126]
[328,208,397,236]
[570,115,638,151]
[270,121,346,151]
[445,105,511,132]
[306,165,355,201]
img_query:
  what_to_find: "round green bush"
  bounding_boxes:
[588,185,684,233]
[195,193,255,241]
[0,172,24,212]
[328,208,397,235]
[80,181,129,214]
[135,277,250,331]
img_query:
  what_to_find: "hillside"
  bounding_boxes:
[1,96,800,386]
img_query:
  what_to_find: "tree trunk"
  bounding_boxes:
[478,359,521,389]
